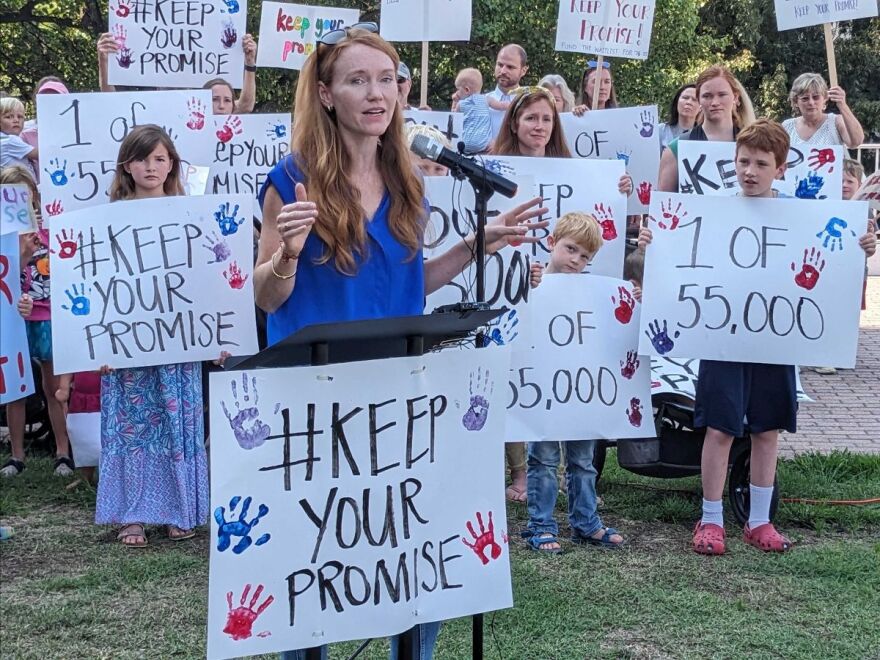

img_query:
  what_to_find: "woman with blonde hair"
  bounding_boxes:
[538,74,576,113]
[782,72,864,148]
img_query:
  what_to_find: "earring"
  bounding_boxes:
[326,104,334,112]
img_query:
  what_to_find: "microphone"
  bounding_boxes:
[410,135,518,199]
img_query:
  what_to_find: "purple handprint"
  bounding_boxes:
[221,374,279,450]
[644,319,679,355]
[221,21,238,48]
[203,230,231,263]
[462,367,493,432]
[116,47,134,68]
[634,110,654,138]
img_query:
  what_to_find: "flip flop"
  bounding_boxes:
[505,484,527,503]
[572,527,624,549]
[117,524,148,548]
[522,531,563,555]
[168,526,196,541]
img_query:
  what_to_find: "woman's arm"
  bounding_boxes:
[829,86,864,148]
[657,146,679,192]
[234,34,258,114]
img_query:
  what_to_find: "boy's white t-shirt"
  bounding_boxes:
[0,132,37,178]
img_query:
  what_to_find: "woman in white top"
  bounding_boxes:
[782,73,864,148]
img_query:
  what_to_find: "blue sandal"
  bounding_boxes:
[522,530,563,554]
[572,527,623,549]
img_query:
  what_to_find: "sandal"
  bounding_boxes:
[117,523,148,548]
[572,527,624,549]
[0,459,25,478]
[743,523,792,553]
[521,530,563,555]
[168,526,196,541]
[53,456,75,477]
[692,521,726,556]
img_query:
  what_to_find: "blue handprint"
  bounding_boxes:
[221,0,240,13]
[615,148,631,166]
[214,202,244,236]
[645,319,679,355]
[816,216,856,252]
[795,171,825,199]
[483,159,516,176]
[214,496,271,554]
[265,122,287,140]
[62,283,91,316]
[481,309,519,347]
[44,158,75,187]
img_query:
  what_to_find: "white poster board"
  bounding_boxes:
[639,193,869,367]
[507,275,654,441]
[107,0,247,88]
[774,0,878,31]
[1,185,39,234]
[555,0,657,59]
[49,194,258,372]
[36,91,215,217]
[380,0,472,41]
[206,348,512,658]
[559,106,659,214]
[0,232,35,403]
[404,109,465,147]
[208,113,291,201]
[678,141,844,199]
[256,3,360,70]
[854,171,880,211]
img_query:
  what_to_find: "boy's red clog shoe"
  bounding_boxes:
[743,523,792,553]
[692,521,726,555]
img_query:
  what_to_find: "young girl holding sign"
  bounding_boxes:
[96,125,211,547]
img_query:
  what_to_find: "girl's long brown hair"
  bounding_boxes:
[291,29,424,275]
[108,124,184,201]
[695,65,756,130]
[491,90,572,158]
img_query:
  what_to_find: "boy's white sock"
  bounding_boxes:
[748,484,774,528]
[701,498,723,526]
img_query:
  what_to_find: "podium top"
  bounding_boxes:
[223,308,505,370]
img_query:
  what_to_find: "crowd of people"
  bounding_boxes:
[1,21,878,659]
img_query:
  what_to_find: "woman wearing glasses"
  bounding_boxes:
[572,60,618,116]
[781,73,864,149]
[256,25,546,659]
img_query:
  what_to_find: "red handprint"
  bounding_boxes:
[808,148,835,173]
[791,247,825,291]
[216,116,243,143]
[461,511,503,566]
[45,200,63,217]
[53,229,79,259]
[223,583,274,641]
[620,350,640,379]
[626,397,643,427]
[223,261,249,289]
[637,181,652,206]
[593,202,617,241]
[656,199,687,230]
[611,286,635,324]
[112,24,127,48]
[186,98,206,131]
[111,0,131,18]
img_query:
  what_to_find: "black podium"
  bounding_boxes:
[223,307,505,660]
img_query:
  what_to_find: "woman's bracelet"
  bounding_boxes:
[270,251,296,280]
[278,242,300,263]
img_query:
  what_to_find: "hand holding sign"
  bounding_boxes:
[276,183,316,257]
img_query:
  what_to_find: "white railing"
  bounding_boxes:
[854,143,880,174]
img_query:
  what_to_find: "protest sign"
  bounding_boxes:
[639,193,869,368]
[206,348,512,658]
[208,113,291,201]
[37,90,215,218]
[678,141,844,199]
[556,0,657,60]
[854,171,880,211]
[506,274,654,441]
[256,3,360,70]
[380,0,473,41]
[650,356,813,403]
[403,109,465,146]
[107,0,247,88]
[0,232,35,404]
[773,0,878,31]
[49,194,258,372]
[1,185,38,234]
[558,106,659,214]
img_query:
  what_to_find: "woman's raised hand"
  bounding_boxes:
[276,182,317,257]
[484,196,550,254]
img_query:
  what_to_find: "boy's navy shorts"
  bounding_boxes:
[694,360,797,437]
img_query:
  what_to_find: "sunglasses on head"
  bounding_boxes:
[317,21,379,46]
[587,60,611,69]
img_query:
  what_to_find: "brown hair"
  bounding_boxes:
[735,118,790,168]
[292,28,425,275]
[553,212,602,253]
[624,249,644,286]
[108,124,184,201]
[203,78,234,97]
[843,157,864,183]
[579,68,619,109]
[695,65,755,130]
[491,89,572,157]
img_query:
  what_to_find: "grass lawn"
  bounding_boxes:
[1,449,878,659]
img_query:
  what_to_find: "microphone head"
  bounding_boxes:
[410,134,442,162]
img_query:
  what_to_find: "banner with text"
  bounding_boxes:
[256,3,360,70]
[380,0,472,41]
[507,274,654,441]
[639,193,869,367]
[403,109,465,147]
[678,141,844,199]
[206,348,512,658]
[107,0,247,88]
[37,90,215,217]
[50,194,258,372]
[1,185,39,234]
[774,0,878,31]
[556,0,657,59]
[0,232,35,403]
[559,106,659,214]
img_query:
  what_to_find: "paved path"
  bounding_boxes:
[779,276,880,456]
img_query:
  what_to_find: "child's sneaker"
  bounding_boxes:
[743,523,792,553]
[692,521,726,555]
